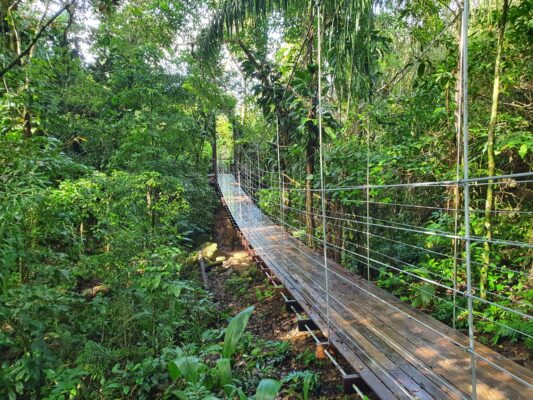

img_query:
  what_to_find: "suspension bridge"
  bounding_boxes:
[216,170,532,400]
[211,0,532,398]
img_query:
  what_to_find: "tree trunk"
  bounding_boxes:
[305,132,316,248]
[232,120,239,174]
[481,0,509,299]
[211,116,217,178]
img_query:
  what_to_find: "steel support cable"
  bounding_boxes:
[300,212,533,274]
[283,217,533,319]
[281,203,530,276]
[239,152,280,176]
[330,245,533,339]
[360,200,533,215]
[274,206,508,284]
[248,177,533,194]
[276,113,291,295]
[278,198,533,249]
[265,212,533,321]
[237,169,280,195]
[366,116,371,282]
[252,171,533,192]
[461,2,477,396]
[320,229,531,310]
[316,0,332,343]
[330,220,530,284]
[261,211,525,323]
[282,201,527,259]
[328,238,533,326]
[219,177,533,388]
[336,222,532,291]
[343,214,533,249]
[267,211,533,321]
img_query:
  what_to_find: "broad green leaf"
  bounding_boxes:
[222,306,254,358]
[168,361,180,381]
[255,378,282,400]
[217,357,232,387]
[169,356,203,384]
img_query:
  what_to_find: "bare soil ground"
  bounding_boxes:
[208,199,355,399]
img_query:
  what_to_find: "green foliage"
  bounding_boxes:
[2,0,532,398]
[254,378,282,400]
[226,0,533,355]
[222,306,254,359]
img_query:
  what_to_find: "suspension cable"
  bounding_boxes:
[316,0,332,343]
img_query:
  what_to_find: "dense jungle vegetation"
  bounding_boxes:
[0,0,531,399]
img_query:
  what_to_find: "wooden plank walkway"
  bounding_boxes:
[218,173,533,400]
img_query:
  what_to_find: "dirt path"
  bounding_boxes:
[208,199,350,399]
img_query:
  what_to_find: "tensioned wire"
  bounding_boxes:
[236,156,533,197]
[239,172,533,324]
[461,0,477,392]
[238,167,533,249]
[244,171,533,191]
[240,166,532,294]
[262,207,533,324]
[238,164,533,319]
[316,0,332,344]
[235,161,533,216]
[225,178,533,390]
[278,202,531,309]
[280,202,530,275]
[277,203,532,309]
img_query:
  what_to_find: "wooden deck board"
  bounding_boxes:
[218,174,533,400]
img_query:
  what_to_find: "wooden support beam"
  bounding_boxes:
[343,373,370,395]
[285,299,303,313]
[268,275,282,285]
[298,318,318,332]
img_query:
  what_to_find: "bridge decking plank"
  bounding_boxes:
[254,220,527,399]
[243,220,457,400]
[240,212,456,400]
[219,174,533,400]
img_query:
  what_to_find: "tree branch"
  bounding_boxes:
[0,2,73,79]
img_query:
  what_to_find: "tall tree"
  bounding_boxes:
[480,0,510,299]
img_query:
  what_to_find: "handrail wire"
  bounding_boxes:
[316,0,332,344]
[239,168,533,318]
[263,207,533,322]
[460,1,477,397]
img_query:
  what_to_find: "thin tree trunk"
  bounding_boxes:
[232,120,239,173]
[481,0,509,299]
[211,115,217,178]
[305,136,316,248]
